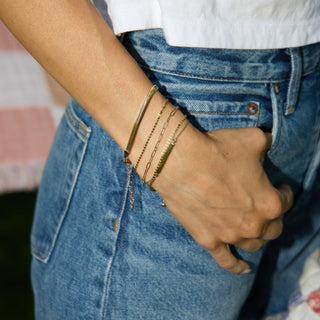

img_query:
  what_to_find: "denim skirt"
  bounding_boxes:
[31,30,320,320]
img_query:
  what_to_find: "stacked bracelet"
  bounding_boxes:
[134,99,169,172]
[124,85,158,165]
[123,84,189,207]
[142,107,178,182]
[147,116,189,191]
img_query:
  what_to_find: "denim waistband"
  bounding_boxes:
[123,29,320,83]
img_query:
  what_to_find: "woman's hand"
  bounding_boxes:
[153,124,293,274]
[0,0,293,274]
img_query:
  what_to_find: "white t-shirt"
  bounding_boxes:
[105,0,320,49]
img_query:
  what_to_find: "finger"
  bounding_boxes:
[276,184,294,213]
[260,132,273,162]
[209,243,251,274]
[260,217,283,240]
[264,132,273,150]
[236,238,267,252]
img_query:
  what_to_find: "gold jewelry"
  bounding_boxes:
[142,107,178,182]
[134,99,169,172]
[124,85,158,165]
[147,116,189,191]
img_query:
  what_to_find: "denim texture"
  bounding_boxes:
[31,29,320,319]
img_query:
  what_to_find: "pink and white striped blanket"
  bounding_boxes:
[0,21,69,193]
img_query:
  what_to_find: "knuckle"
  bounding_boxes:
[244,242,264,252]
[277,220,284,234]
[257,193,283,218]
[264,219,283,240]
[237,239,266,252]
[219,258,238,271]
[227,234,241,245]
[241,220,264,239]
[221,232,241,245]
[196,235,217,251]
[247,224,264,239]
[266,196,282,218]
[248,127,268,150]
[252,127,266,139]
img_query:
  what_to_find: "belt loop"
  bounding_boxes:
[285,47,302,115]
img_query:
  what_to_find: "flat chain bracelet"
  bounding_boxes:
[147,116,189,191]
[134,99,169,172]
[142,107,178,182]
[124,85,158,165]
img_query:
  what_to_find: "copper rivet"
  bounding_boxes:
[273,83,281,94]
[288,106,295,113]
[114,220,118,232]
[247,102,258,115]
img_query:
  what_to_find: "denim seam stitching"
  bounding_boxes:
[188,111,253,115]
[31,251,45,261]
[302,66,320,78]
[31,138,90,264]
[140,63,320,83]
[302,108,320,189]
[303,139,320,189]
[68,101,92,135]
[99,166,133,320]
[31,242,45,253]
[285,48,302,115]
[268,83,282,155]
[65,104,92,142]
[287,48,297,108]
[140,63,290,83]
[65,110,89,142]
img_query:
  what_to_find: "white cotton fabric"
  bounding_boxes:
[104,0,320,49]
[285,248,320,320]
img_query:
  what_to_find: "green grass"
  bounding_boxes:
[0,191,36,320]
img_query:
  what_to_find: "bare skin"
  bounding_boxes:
[0,0,293,273]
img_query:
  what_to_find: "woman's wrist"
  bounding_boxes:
[151,117,204,193]
[125,90,191,186]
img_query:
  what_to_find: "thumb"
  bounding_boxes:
[276,184,294,213]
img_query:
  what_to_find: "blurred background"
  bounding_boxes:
[0,3,108,318]
[0,192,36,320]
[0,19,69,319]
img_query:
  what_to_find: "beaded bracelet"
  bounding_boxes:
[124,85,158,165]
[147,116,189,191]
[142,107,178,182]
[134,99,169,172]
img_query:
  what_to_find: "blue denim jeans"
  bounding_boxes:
[31,29,320,320]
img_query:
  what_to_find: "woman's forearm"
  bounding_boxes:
[0,0,169,151]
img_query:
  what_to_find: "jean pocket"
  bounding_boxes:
[31,100,91,263]
[150,73,270,132]
[185,99,260,132]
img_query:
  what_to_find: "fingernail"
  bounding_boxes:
[241,268,251,274]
